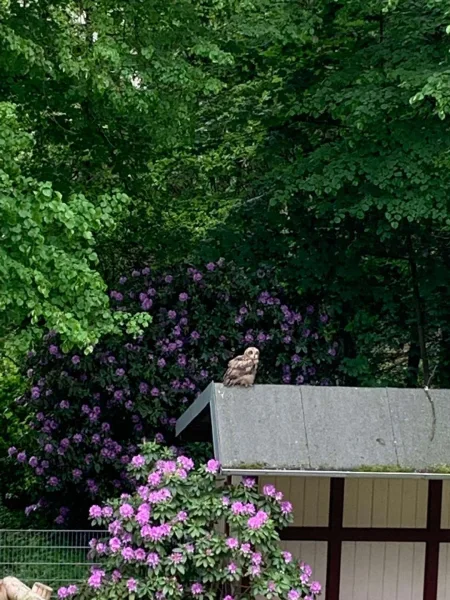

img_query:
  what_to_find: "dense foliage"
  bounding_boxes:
[3,0,450,380]
[9,262,337,526]
[59,441,322,600]
[3,0,450,535]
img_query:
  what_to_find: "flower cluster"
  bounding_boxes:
[10,261,338,525]
[61,442,321,600]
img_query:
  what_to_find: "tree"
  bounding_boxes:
[59,441,322,600]
[146,0,450,386]
[0,102,133,352]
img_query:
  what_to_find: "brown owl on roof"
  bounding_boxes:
[223,347,260,387]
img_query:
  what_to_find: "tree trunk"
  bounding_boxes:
[407,233,430,384]
[406,339,420,387]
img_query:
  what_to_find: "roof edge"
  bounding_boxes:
[221,468,450,480]
[175,382,215,438]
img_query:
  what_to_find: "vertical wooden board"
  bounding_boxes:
[437,543,450,600]
[343,479,359,527]
[356,480,374,527]
[352,542,371,599]
[441,482,450,529]
[382,543,400,599]
[304,478,320,526]
[386,480,403,527]
[340,543,356,599]
[415,480,428,528]
[411,543,426,598]
[400,480,417,528]
[367,543,386,599]
[317,478,331,526]
[396,543,414,598]
[290,477,306,527]
[372,479,389,527]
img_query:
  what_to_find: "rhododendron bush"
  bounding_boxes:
[59,442,321,600]
[9,261,338,525]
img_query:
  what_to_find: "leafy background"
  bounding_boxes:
[2,0,450,527]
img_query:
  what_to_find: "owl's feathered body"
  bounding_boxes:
[223,347,260,387]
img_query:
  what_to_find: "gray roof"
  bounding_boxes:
[175,383,450,479]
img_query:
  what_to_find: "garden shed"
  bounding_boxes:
[176,383,450,600]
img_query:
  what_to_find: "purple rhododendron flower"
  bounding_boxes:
[111,570,122,582]
[88,569,105,589]
[127,579,137,592]
[109,537,121,552]
[147,552,160,567]
[191,583,203,595]
[89,505,102,519]
[263,484,276,497]
[205,459,220,474]
[135,548,146,561]
[122,547,135,561]
[247,510,269,529]
[139,382,149,394]
[288,591,300,600]
[310,582,321,594]
[131,455,146,468]
[282,551,292,563]
[17,452,27,463]
[179,292,189,302]
[281,501,293,514]
[119,503,134,518]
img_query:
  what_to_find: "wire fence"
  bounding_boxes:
[0,530,107,593]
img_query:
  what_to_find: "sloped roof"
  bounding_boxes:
[175,383,450,478]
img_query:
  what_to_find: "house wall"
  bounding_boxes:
[259,476,450,600]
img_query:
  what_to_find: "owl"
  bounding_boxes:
[223,347,260,387]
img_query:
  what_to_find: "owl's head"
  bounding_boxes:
[244,347,260,362]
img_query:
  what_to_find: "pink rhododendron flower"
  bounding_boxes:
[205,459,220,474]
[147,552,160,567]
[109,537,121,552]
[119,503,134,518]
[89,505,102,518]
[262,484,276,497]
[281,501,293,514]
[247,510,269,529]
